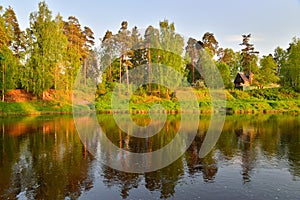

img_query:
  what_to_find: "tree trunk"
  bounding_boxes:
[119,55,122,84]
[147,44,152,93]
[84,59,87,86]
[192,54,195,84]
[54,64,57,90]
[2,63,4,102]
[126,64,129,94]
[42,63,45,101]
[124,51,130,94]
[109,54,112,82]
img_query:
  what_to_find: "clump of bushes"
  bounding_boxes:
[247,88,280,100]
[246,88,299,101]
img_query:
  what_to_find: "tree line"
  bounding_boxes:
[0,1,300,102]
[0,2,97,101]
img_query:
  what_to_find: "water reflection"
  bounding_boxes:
[0,114,300,199]
[0,116,94,199]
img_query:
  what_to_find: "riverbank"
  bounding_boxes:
[1,88,299,116]
[95,87,300,115]
[0,101,91,117]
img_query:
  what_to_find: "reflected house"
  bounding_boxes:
[185,137,204,175]
[234,72,254,90]
[235,125,257,145]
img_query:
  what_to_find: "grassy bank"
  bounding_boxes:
[0,101,90,117]
[225,88,300,114]
[95,87,300,114]
[1,88,299,116]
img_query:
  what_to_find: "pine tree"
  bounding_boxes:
[116,21,132,91]
[202,32,219,56]
[3,6,26,59]
[63,16,85,90]
[144,25,155,92]
[240,34,259,75]
[185,37,199,84]
[82,26,95,86]
[101,30,115,82]
[0,13,8,50]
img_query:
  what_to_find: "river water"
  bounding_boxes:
[0,114,299,199]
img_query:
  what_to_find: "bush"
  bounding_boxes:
[96,83,107,96]
[229,89,252,100]
[247,88,281,100]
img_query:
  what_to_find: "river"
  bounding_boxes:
[0,114,299,199]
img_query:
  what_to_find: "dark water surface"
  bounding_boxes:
[0,114,300,200]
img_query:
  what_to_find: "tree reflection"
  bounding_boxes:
[185,133,218,182]
[0,116,94,199]
[79,113,300,198]
[145,157,184,199]
[278,115,300,178]
[98,114,185,199]
[102,166,141,199]
[235,126,257,183]
[1,114,300,199]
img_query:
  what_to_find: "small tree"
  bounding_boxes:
[286,38,300,91]
[216,62,233,89]
[254,55,280,89]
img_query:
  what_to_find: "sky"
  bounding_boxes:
[1,0,300,56]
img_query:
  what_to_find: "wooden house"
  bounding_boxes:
[234,72,253,89]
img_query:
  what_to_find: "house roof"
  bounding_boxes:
[238,72,249,83]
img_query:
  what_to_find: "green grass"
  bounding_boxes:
[1,87,299,116]
[95,87,300,114]
[0,101,91,117]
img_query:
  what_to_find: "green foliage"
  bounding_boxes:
[0,46,17,96]
[0,8,18,101]
[17,2,95,98]
[225,88,300,113]
[0,2,300,117]
[254,55,280,89]
[0,101,81,116]
[202,32,219,56]
[25,2,58,97]
[285,38,300,91]
[246,88,299,101]
[216,62,233,88]
[218,48,241,80]
[247,88,281,100]
[274,47,287,85]
[3,6,26,58]
[0,16,8,49]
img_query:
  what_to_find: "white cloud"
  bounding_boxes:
[225,35,242,43]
